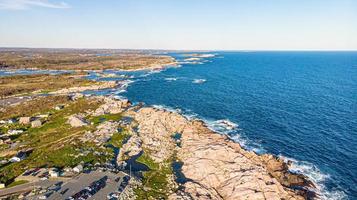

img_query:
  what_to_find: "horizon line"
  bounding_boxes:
[0,46,356,52]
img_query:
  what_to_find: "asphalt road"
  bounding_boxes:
[0,179,59,198]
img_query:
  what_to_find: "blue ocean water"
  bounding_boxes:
[123,52,357,199]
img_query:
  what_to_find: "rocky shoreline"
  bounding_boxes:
[0,90,317,199]
[122,103,316,199]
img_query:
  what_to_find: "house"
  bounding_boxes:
[73,164,83,173]
[31,120,42,128]
[0,160,8,165]
[49,169,59,177]
[0,183,5,189]
[7,129,24,136]
[10,151,27,162]
[19,117,31,125]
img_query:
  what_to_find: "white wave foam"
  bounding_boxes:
[117,80,134,88]
[113,89,127,94]
[205,119,239,134]
[164,77,178,81]
[139,69,164,77]
[179,61,204,65]
[279,156,347,200]
[112,95,127,100]
[148,69,162,74]
[216,119,238,130]
[229,133,248,147]
[110,79,134,95]
[99,73,118,78]
[139,73,150,77]
[196,53,216,58]
[192,79,206,84]
[181,110,199,120]
[184,57,201,61]
[202,118,265,154]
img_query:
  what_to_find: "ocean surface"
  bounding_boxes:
[1,52,356,199]
[121,52,356,199]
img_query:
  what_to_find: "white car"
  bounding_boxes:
[107,192,120,199]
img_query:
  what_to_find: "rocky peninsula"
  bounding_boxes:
[125,106,315,200]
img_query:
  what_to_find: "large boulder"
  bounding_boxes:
[67,114,88,127]
[80,121,119,145]
[93,97,131,116]
[134,107,188,162]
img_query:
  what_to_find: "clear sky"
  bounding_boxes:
[0,0,356,50]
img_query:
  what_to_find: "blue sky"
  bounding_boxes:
[0,0,356,50]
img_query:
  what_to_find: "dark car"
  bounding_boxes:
[60,188,69,195]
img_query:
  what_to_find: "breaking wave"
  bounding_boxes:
[118,80,134,88]
[205,119,239,133]
[192,79,206,84]
[279,156,347,200]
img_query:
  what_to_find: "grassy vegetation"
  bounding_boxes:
[107,130,130,149]
[0,73,94,98]
[134,152,174,199]
[136,152,160,170]
[0,97,104,185]
[0,95,70,120]
[0,123,29,135]
[6,180,28,188]
[0,49,175,71]
[89,113,122,126]
[32,142,112,168]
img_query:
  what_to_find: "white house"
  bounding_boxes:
[49,169,59,177]
[73,164,83,173]
[7,130,24,136]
